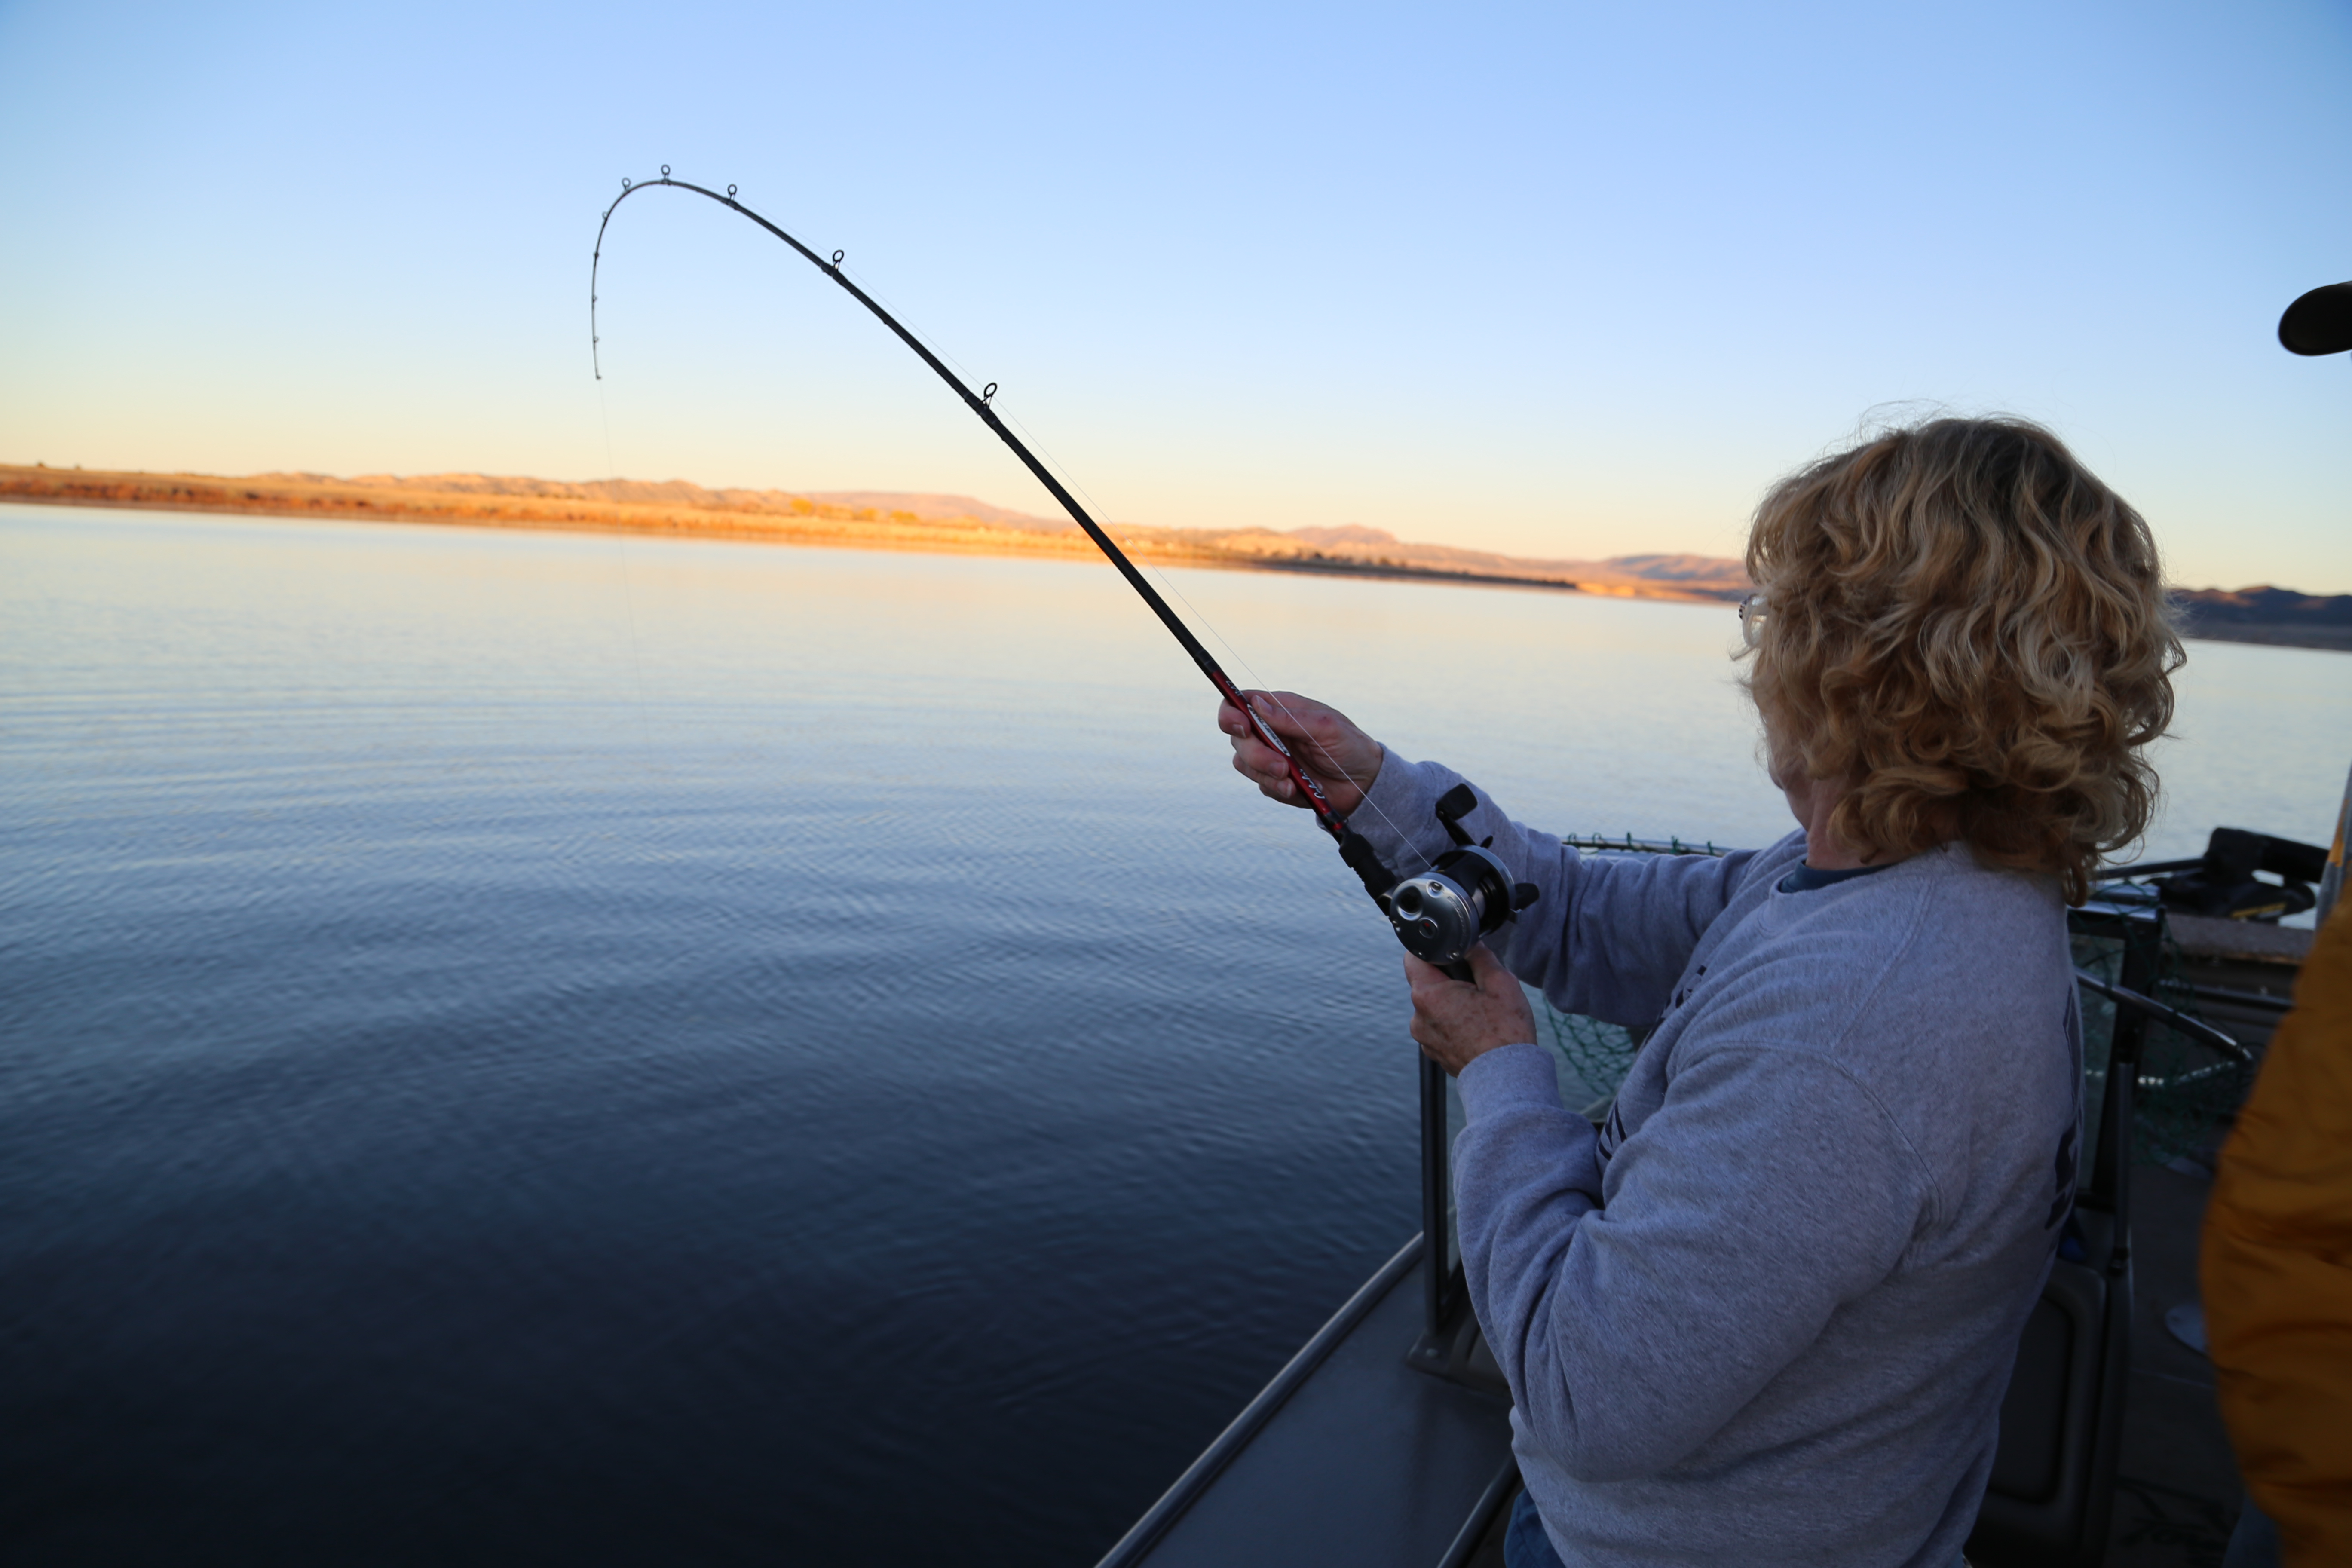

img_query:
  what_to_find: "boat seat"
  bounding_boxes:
[1969,1208,2130,1568]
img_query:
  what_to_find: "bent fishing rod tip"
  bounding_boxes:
[584,171,1405,916]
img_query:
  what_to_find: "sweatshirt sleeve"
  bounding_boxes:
[1452,1038,1930,1482]
[1354,753,1761,1027]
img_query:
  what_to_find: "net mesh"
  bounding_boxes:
[2072,925,2254,1167]
[1532,843,1709,1111]
[1541,1005,1643,1109]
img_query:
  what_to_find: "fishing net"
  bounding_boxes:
[1530,842,1705,1113]
[1540,1004,1643,1113]
[2072,925,2255,1168]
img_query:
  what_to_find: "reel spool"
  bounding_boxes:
[1386,784,1540,975]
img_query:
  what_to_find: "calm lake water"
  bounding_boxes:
[3,502,2345,1565]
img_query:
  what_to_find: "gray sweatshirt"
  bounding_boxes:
[1355,754,2080,1568]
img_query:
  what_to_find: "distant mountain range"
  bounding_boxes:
[296,473,1760,597]
[322,474,1069,531]
[0,465,1752,603]
[4,463,2343,649]
[2170,586,2352,652]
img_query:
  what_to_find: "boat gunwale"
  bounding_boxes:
[1091,1234,1427,1568]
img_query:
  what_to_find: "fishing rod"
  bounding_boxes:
[591,169,1537,973]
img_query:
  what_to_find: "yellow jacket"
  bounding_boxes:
[2202,898,2352,1568]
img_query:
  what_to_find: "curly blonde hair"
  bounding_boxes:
[1743,417,2182,903]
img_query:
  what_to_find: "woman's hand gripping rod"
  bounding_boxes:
[1225,696,1539,976]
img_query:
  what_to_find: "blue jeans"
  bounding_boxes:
[2223,1500,2280,1568]
[1504,1489,1566,1568]
[1503,1488,1971,1568]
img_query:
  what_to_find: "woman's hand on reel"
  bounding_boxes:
[1403,946,1537,1077]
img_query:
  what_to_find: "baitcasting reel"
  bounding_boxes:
[1384,784,1540,978]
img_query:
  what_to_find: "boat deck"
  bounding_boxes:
[2098,1158,2242,1567]
[1100,1239,1516,1568]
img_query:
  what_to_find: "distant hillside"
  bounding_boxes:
[288,472,1075,530]
[1191,524,1750,599]
[0,465,1750,603]
[2174,586,2352,652]
[797,491,1072,530]
[309,474,1081,533]
[12,465,2345,648]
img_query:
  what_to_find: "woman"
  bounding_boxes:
[1222,417,2179,1568]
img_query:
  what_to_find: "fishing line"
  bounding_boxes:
[993,398,1431,874]
[827,257,992,416]
[867,247,1434,879]
[595,332,658,758]
[778,242,1231,711]
[590,170,1528,964]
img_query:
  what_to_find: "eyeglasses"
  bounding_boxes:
[1738,592,1768,649]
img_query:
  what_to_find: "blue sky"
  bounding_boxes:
[1,0,2345,590]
